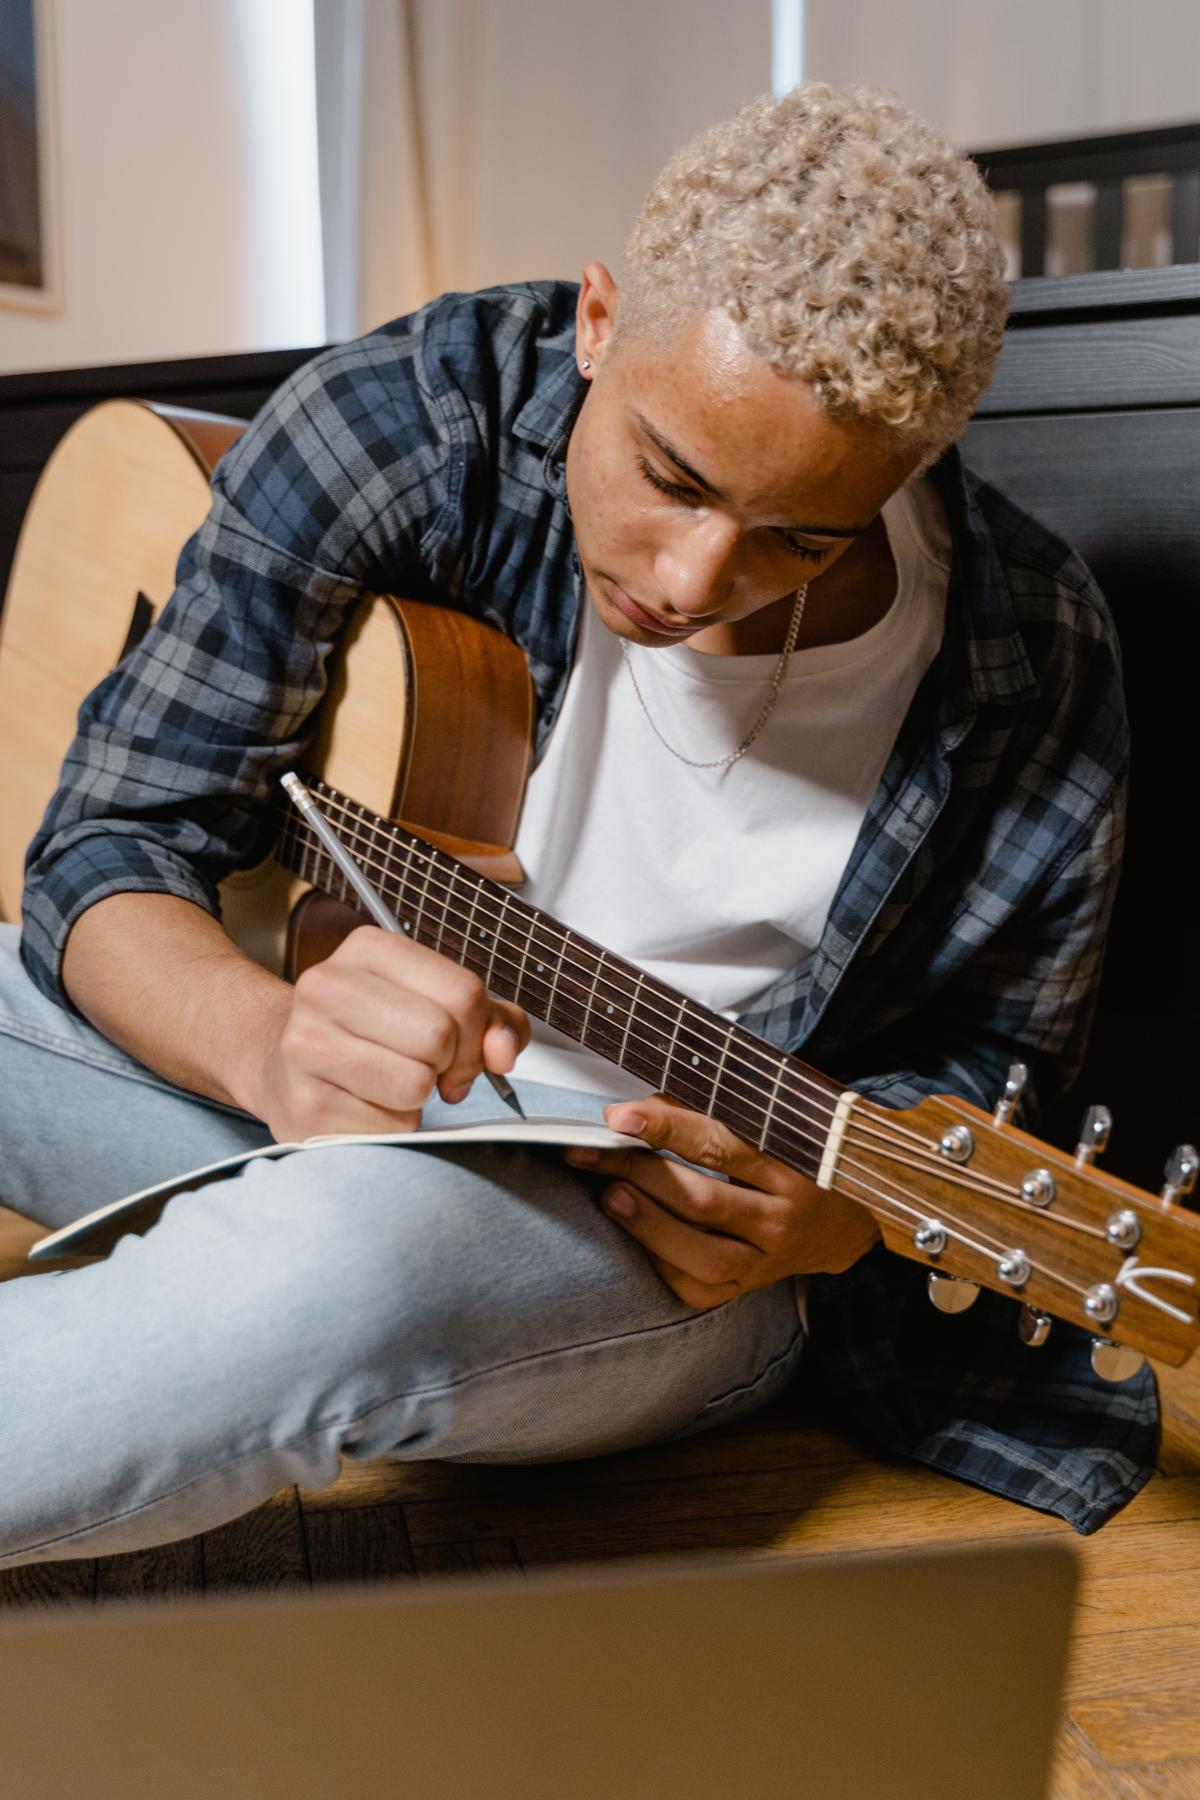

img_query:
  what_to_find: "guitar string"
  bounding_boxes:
[282,802,1137,1238]
[280,797,921,1151]
[283,800,1098,1226]
[273,808,1140,1306]
[279,802,852,1133]
[285,792,973,1178]
[832,1166,1093,1303]
[277,799,1121,1231]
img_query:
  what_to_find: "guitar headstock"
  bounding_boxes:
[846,1066,1199,1379]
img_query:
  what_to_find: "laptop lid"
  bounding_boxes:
[0,1539,1075,1799]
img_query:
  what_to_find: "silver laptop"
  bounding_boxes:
[0,1539,1074,1799]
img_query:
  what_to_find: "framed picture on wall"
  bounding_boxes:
[0,0,61,313]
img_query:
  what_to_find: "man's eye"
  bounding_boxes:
[778,536,829,563]
[636,455,829,564]
[637,456,696,503]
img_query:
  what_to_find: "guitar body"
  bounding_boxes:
[0,400,535,972]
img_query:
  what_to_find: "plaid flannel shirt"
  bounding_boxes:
[21,281,1157,1533]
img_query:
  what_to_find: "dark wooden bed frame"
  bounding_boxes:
[1,262,1197,1192]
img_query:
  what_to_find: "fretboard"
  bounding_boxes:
[276,777,844,1183]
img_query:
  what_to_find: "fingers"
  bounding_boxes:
[601,1093,799,1195]
[566,1142,778,1239]
[599,1180,759,1291]
[310,926,530,1106]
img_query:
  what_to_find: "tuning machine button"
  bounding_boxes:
[938,1125,975,1164]
[1020,1168,1056,1208]
[1090,1339,1145,1383]
[1105,1209,1141,1251]
[993,1062,1028,1128]
[928,1272,980,1314]
[1161,1144,1199,1210]
[1018,1305,1052,1348]
[1075,1104,1113,1168]
[1084,1283,1119,1326]
[997,1250,1032,1289]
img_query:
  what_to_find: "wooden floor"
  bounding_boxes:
[3,1204,1199,1796]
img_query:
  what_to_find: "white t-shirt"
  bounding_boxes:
[511,476,951,1099]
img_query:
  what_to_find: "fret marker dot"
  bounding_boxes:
[607,1005,614,1015]
[537,963,545,973]
[692,1054,700,1065]
[402,922,411,932]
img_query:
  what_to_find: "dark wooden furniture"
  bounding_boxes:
[973,121,1200,276]
[1,264,1196,1188]
[962,264,1200,1188]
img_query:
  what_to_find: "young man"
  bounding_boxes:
[0,84,1152,1567]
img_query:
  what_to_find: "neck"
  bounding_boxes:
[690,513,897,657]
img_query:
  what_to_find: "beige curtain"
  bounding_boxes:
[319,0,773,339]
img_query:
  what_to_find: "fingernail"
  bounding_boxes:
[612,1110,646,1136]
[447,1083,472,1103]
[499,1026,521,1063]
[565,1147,599,1165]
[604,1186,637,1218]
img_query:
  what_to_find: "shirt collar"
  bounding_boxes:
[512,341,589,469]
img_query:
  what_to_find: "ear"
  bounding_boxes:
[574,261,620,374]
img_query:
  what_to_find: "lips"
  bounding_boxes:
[610,584,697,638]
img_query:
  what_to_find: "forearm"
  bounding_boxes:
[61,892,288,1119]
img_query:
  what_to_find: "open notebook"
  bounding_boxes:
[28,1116,641,1263]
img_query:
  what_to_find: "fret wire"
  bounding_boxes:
[581,948,605,1051]
[759,1061,787,1152]
[282,789,845,1135]
[487,889,510,990]
[546,928,570,1027]
[400,840,420,936]
[709,1020,736,1112]
[288,819,1048,1220]
[278,803,1094,1244]
[662,997,685,1090]
[516,907,537,998]
[459,866,482,963]
[288,799,836,1150]
[618,979,647,1072]
[436,863,457,955]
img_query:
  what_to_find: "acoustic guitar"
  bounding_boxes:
[2,401,1197,1381]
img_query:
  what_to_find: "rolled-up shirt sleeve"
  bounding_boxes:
[20,321,457,1009]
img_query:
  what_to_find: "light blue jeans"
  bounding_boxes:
[0,925,806,1568]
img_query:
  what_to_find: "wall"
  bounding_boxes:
[0,0,324,376]
[804,0,1200,150]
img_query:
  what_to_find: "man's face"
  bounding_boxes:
[565,298,923,653]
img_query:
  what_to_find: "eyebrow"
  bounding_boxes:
[631,409,869,539]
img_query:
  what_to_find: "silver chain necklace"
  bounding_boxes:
[619,583,809,771]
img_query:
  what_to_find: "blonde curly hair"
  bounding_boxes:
[616,83,1008,460]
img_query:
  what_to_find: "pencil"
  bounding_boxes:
[280,773,526,1120]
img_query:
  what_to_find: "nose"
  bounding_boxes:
[653,515,740,619]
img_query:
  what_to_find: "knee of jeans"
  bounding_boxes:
[221,1144,505,1366]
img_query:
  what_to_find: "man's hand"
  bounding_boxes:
[249,926,530,1142]
[566,1093,880,1309]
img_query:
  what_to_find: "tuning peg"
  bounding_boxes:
[928,1272,980,1314]
[1161,1144,1199,1209]
[993,1062,1028,1128]
[1090,1339,1145,1383]
[1018,1304,1051,1347]
[1074,1104,1113,1168]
